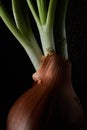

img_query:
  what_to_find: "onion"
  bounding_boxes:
[7,52,87,130]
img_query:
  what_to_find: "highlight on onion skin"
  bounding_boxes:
[6,52,87,130]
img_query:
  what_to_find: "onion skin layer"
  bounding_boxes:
[7,52,87,130]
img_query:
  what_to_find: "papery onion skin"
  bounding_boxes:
[7,52,87,130]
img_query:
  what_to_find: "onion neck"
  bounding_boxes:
[32,52,71,90]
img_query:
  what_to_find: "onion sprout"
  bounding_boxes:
[0,0,69,70]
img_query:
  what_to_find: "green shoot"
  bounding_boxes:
[54,0,69,59]
[0,0,69,69]
[27,0,57,56]
[26,0,41,27]
[46,0,57,28]
[0,1,42,70]
[36,0,47,25]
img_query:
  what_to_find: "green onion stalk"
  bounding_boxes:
[0,0,68,70]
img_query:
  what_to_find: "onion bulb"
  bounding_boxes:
[7,52,87,130]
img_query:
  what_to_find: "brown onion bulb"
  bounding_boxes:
[7,52,87,130]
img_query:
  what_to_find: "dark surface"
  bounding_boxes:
[66,0,87,110]
[0,0,87,129]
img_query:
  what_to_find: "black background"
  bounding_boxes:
[0,0,87,129]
